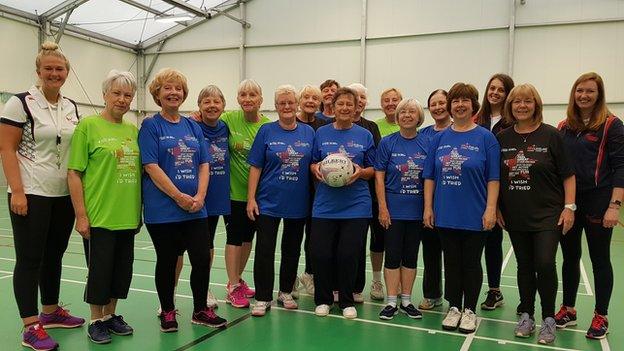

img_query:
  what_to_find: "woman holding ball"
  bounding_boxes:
[310,87,376,319]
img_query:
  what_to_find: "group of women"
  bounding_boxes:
[0,42,620,351]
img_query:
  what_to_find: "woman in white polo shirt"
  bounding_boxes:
[0,41,84,351]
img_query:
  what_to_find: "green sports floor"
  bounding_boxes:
[0,185,621,350]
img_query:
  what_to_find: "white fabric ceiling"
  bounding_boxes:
[1,0,229,44]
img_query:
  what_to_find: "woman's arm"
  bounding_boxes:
[67,170,91,238]
[0,124,27,215]
[189,163,209,213]
[482,180,499,231]
[143,163,194,210]
[375,170,391,229]
[246,166,262,220]
[603,187,624,228]
[423,179,435,228]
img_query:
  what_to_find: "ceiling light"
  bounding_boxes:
[155,14,194,23]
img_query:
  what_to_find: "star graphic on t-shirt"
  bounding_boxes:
[396,158,423,184]
[168,139,195,167]
[504,150,537,179]
[209,143,226,165]
[439,148,468,175]
[276,145,304,171]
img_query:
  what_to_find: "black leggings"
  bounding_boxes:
[253,215,305,301]
[439,228,486,311]
[383,220,422,269]
[9,194,74,318]
[303,215,313,274]
[509,230,560,319]
[311,218,368,309]
[560,211,613,315]
[484,225,503,289]
[146,218,211,313]
[421,227,443,299]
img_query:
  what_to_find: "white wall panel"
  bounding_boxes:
[147,15,241,53]
[0,18,40,92]
[513,22,624,104]
[245,43,361,111]
[368,0,509,38]
[245,0,361,46]
[366,30,508,110]
[144,49,240,112]
[516,0,624,25]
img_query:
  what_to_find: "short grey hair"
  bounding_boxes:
[297,85,321,100]
[238,78,262,95]
[102,70,137,95]
[197,85,226,106]
[395,98,425,128]
[347,83,368,96]
[274,84,297,104]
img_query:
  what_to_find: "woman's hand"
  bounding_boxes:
[346,163,362,185]
[423,207,435,229]
[603,207,619,229]
[189,111,202,122]
[188,195,205,213]
[10,193,28,216]
[75,215,91,239]
[557,208,575,234]
[482,206,497,231]
[174,192,195,211]
[246,199,259,221]
[378,204,391,229]
[496,207,506,229]
[311,163,324,182]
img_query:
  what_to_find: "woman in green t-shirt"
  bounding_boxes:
[220,79,271,308]
[67,70,141,344]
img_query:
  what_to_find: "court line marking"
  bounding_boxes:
[474,335,582,351]
[501,246,514,275]
[579,260,594,296]
[601,337,611,351]
[174,313,252,351]
[459,317,479,351]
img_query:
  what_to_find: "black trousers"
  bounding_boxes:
[253,215,305,301]
[484,224,503,289]
[421,227,443,299]
[84,228,135,305]
[311,218,368,308]
[509,230,559,319]
[146,218,211,313]
[561,211,613,315]
[383,220,422,269]
[438,228,486,311]
[9,194,74,318]
[303,215,313,274]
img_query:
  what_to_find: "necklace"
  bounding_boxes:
[514,124,538,143]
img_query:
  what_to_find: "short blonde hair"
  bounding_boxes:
[347,83,368,96]
[197,85,226,106]
[298,85,321,100]
[503,84,543,125]
[380,88,403,101]
[36,41,70,71]
[238,79,262,96]
[102,70,137,95]
[148,68,189,107]
[274,84,297,104]
[395,98,425,128]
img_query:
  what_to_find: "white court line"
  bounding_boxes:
[475,335,582,351]
[459,317,480,351]
[500,246,514,275]
[601,338,612,351]
[579,260,594,296]
[0,274,12,280]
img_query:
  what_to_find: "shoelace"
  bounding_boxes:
[31,324,49,340]
[281,294,294,302]
[554,308,570,320]
[233,285,246,299]
[198,308,218,319]
[591,315,607,330]
[517,316,531,329]
[163,310,178,322]
[540,320,555,335]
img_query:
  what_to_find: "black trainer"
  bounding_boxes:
[88,320,112,344]
[105,314,133,336]
[480,290,504,310]
[378,305,398,320]
[400,303,423,319]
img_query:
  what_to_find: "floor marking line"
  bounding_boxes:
[459,317,480,351]
[0,274,12,279]
[174,313,251,351]
[600,337,612,351]
[474,335,583,351]
[501,246,514,275]
[580,259,594,296]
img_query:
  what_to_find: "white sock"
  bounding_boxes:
[372,271,382,282]
[401,294,411,307]
[387,295,397,307]
[90,318,103,324]
[102,314,112,321]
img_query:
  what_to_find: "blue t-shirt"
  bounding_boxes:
[315,111,333,122]
[423,126,500,231]
[199,120,231,216]
[248,121,315,218]
[375,132,429,220]
[312,123,375,219]
[419,125,447,142]
[139,114,210,224]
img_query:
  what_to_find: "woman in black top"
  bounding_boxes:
[475,73,514,310]
[557,72,624,340]
[497,84,575,345]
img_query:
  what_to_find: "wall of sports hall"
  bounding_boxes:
[1,0,623,185]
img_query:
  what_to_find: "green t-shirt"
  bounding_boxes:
[68,115,141,230]
[375,117,400,137]
[221,110,271,201]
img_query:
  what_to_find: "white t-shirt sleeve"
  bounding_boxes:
[0,96,28,126]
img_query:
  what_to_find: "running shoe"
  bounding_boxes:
[315,304,331,317]
[480,290,504,310]
[379,304,398,320]
[538,317,556,344]
[192,308,227,328]
[586,313,609,339]
[207,289,218,309]
[458,308,477,333]
[299,272,315,295]
[226,283,250,308]
[369,280,384,301]
[87,320,111,344]
[343,306,357,319]
[159,310,178,333]
[442,307,462,330]
[353,292,364,303]
[277,292,298,309]
[251,301,271,317]
[291,277,300,299]
[105,314,133,336]
[418,297,443,310]
[400,303,423,319]
[554,306,577,328]
[21,323,58,351]
[239,279,255,298]
[39,306,85,329]
[514,313,535,338]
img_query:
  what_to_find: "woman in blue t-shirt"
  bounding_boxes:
[246,85,315,316]
[310,87,376,319]
[139,68,226,332]
[375,98,428,321]
[423,82,500,334]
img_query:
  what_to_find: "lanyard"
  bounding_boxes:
[41,90,64,169]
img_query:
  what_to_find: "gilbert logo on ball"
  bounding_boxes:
[320,153,354,187]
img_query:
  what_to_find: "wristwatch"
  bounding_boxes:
[610,200,622,207]
[564,203,577,211]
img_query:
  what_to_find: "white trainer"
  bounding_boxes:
[251,301,271,317]
[343,306,357,319]
[315,304,331,317]
[299,273,315,295]
[459,308,478,333]
[277,292,298,309]
[369,280,385,301]
[442,306,462,330]
[207,289,218,309]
